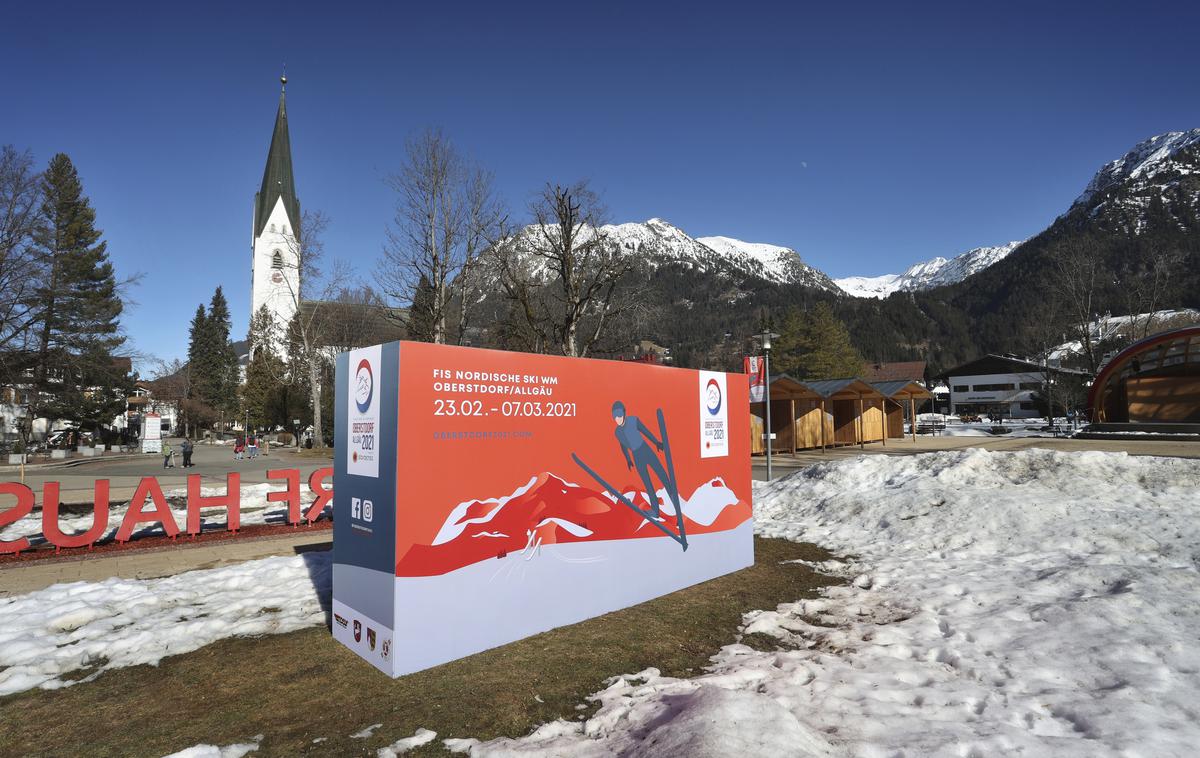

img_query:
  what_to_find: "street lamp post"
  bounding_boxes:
[757,330,779,481]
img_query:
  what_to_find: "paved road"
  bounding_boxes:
[1,440,335,502]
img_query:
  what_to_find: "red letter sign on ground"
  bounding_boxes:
[0,481,36,554]
[307,468,333,523]
[267,468,302,525]
[42,481,110,550]
[186,473,241,535]
[332,342,752,677]
[116,477,179,542]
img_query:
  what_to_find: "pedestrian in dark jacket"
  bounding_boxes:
[181,437,194,468]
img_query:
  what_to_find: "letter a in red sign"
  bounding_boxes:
[116,477,180,542]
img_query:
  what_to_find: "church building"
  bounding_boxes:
[249,75,302,354]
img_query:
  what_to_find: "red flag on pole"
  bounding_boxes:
[744,356,766,403]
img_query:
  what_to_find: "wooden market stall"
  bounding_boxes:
[870,380,934,441]
[803,379,887,449]
[751,375,833,454]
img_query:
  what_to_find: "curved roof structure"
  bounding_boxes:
[1087,325,1200,423]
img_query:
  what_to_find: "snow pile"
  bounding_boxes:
[378,729,438,757]
[162,737,261,758]
[0,552,330,696]
[0,482,329,546]
[457,449,1200,756]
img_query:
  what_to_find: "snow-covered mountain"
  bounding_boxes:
[499,217,841,292]
[693,234,837,290]
[1073,129,1200,210]
[1067,129,1200,235]
[834,240,1024,299]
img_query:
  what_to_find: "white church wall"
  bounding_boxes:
[250,195,300,347]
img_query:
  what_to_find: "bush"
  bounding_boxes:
[13,437,26,454]
[275,432,294,446]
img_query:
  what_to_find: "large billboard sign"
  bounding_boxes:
[332,342,753,676]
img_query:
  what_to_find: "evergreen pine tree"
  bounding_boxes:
[769,307,807,377]
[407,274,437,342]
[795,302,866,380]
[242,306,287,429]
[186,305,208,368]
[191,286,240,422]
[25,153,128,437]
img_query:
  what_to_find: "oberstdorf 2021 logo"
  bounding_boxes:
[355,359,373,413]
[705,377,722,415]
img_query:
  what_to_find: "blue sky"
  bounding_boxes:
[5,1,1199,368]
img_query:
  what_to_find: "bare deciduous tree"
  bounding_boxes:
[0,146,43,366]
[1117,248,1184,341]
[1051,238,1104,375]
[491,182,635,358]
[378,129,503,344]
[277,210,348,448]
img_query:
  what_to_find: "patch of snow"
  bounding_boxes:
[162,737,261,758]
[452,449,1200,756]
[0,552,330,696]
[351,723,384,739]
[378,729,438,757]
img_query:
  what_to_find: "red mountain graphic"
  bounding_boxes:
[395,472,750,576]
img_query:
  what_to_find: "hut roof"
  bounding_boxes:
[766,374,821,399]
[864,361,926,383]
[804,378,883,399]
[871,380,933,399]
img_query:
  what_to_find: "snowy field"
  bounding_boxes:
[916,414,1076,439]
[4,449,1200,756]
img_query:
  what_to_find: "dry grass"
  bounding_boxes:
[0,537,838,757]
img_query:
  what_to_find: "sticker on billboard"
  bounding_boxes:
[698,370,729,458]
[347,345,382,478]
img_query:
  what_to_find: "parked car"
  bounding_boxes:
[46,429,93,448]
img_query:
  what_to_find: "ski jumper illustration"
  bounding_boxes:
[573,401,689,551]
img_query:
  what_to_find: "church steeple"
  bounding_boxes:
[253,74,301,239]
[250,74,302,355]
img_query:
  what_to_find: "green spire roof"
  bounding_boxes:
[254,78,301,239]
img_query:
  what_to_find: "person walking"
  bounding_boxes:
[234,436,245,461]
[181,437,194,468]
[247,434,259,459]
[162,440,175,469]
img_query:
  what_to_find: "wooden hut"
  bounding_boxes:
[870,380,934,441]
[803,378,887,448]
[751,375,832,454]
